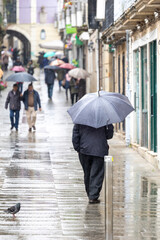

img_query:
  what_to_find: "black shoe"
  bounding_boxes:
[16,128,18,132]
[29,128,32,132]
[32,126,36,131]
[10,126,14,130]
[89,199,100,204]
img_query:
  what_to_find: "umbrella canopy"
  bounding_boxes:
[0,69,4,78]
[39,40,64,50]
[0,45,6,49]
[60,63,75,70]
[44,65,61,71]
[50,59,65,66]
[43,52,55,58]
[61,56,69,63]
[68,91,134,128]
[68,68,90,79]
[12,66,25,72]
[6,72,37,82]
[55,51,63,57]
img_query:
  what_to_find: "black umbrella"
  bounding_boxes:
[44,65,61,72]
[61,57,69,63]
[0,46,7,49]
[6,72,37,82]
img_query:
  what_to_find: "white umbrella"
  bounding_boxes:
[68,68,90,79]
[55,51,63,57]
[39,40,64,50]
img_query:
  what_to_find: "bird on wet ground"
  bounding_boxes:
[4,203,21,217]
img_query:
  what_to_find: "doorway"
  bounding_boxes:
[150,40,157,152]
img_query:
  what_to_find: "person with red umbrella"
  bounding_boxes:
[13,57,24,93]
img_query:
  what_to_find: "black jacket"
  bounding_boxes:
[72,124,114,158]
[78,79,86,100]
[5,90,22,110]
[45,69,55,85]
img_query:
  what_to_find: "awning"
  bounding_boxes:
[39,40,64,50]
[79,32,89,41]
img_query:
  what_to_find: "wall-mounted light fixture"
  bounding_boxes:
[111,34,115,40]
[154,11,159,18]
[144,18,149,24]
[136,24,140,30]
[88,41,94,51]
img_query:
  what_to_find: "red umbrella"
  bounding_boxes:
[12,66,25,72]
[60,63,75,70]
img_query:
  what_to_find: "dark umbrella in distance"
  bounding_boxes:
[68,91,134,129]
[44,65,61,72]
[6,72,37,82]
[0,46,6,49]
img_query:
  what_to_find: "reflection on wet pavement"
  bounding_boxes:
[0,72,105,240]
[110,141,160,239]
[0,71,160,239]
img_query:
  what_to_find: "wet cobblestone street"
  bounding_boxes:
[0,71,105,240]
[0,70,160,239]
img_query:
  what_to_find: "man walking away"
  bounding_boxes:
[72,124,114,204]
[3,54,9,71]
[70,77,78,105]
[5,83,22,131]
[27,60,34,76]
[44,69,55,99]
[23,83,41,132]
[78,78,86,100]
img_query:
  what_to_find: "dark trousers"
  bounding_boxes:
[71,93,78,105]
[65,88,71,101]
[47,84,54,99]
[10,110,20,129]
[79,153,104,200]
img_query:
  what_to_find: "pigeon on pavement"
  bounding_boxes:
[4,203,21,217]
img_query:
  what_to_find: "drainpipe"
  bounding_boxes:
[126,30,131,146]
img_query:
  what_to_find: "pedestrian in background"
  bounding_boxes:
[14,57,23,93]
[63,71,71,101]
[70,77,78,105]
[57,69,65,91]
[2,54,8,71]
[27,60,34,75]
[44,69,56,99]
[13,56,22,66]
[78,78,86,100]
[5,83,22,131]
[23,83,41,132]
[72,124,114,203]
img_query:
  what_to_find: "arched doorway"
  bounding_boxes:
[6,29,31,65]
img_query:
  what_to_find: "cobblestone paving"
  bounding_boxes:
[0,71,105,240]
[0,70,160,239]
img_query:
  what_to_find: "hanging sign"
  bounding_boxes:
[66,24,77,34]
